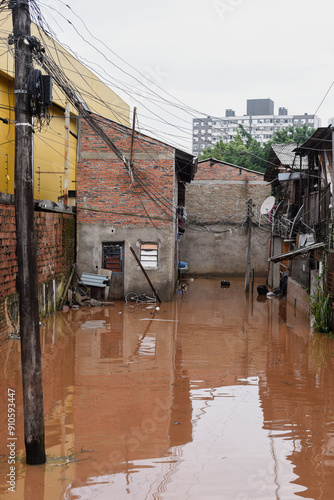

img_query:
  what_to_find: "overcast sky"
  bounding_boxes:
[39,0,334,151]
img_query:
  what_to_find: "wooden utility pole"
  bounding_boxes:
[11,0,46,464]
[245,199,252,292]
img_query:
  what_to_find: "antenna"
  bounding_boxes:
[289,205,304,239]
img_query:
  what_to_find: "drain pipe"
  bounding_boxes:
[53,278,56,312]
[43,283,46,315]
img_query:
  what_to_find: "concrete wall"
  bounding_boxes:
[0,195,75,340]
[180,223,269,277]
[180,160,271,276]
[77,224,176,302]
[291,258,310,289]
[287,277,310,316]
[268,236,282,289]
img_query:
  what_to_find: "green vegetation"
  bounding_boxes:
[268,124,315,145]
[310,274,332,334]
[199,124,315,173]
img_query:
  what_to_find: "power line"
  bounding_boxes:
[27,1,205,150]
[314,80,334,117]
[44,0,208,117]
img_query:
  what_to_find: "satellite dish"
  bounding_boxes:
[260,196,275,215]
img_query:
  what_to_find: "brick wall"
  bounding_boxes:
[0,202,17,298]
[186,159,269,225]
[77,116,175,228]
[186,181,270,225]
[196,159,264,181]
[35,212,75,281]
[0,197,75,340]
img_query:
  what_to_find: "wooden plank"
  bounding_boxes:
[98,268,112,301]
[130,246,162,303]
[58,265,75,310]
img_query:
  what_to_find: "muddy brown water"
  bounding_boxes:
[1,278,334,499]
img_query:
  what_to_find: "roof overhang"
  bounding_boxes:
[295,126,333,156]
[278,172,306,181]
[176,149,198,183]
[268,242,325,263]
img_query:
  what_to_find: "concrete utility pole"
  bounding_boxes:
[245,199,252,292]
[11,0,46,464]
[63,101,70,205]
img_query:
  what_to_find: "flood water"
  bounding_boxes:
[1,278,334,499]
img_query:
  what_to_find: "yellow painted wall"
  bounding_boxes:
[33,107,78,201]
[0,69,15,195]
[0,14,130,202]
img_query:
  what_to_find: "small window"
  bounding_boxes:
[140,243,158,268]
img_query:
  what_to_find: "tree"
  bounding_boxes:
[269,123,315,145]
[199,125,267,172]
[261,124,315,160]
[199,124,315,172]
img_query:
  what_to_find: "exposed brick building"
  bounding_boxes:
[77,115,197,301]
[180,158,271,276]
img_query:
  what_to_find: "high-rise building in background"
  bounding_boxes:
[192,99,321,155]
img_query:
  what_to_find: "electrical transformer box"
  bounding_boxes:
[42,75,53,106]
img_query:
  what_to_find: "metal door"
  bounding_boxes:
[102,242,124,300]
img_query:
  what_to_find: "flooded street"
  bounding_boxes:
[1,277,334,499]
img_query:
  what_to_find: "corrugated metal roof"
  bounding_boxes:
[271,143,308,169]
[81,272,110,287]
[295,126,332,155]
[265,143,308,182]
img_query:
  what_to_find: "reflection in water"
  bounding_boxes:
[0,278,334,499]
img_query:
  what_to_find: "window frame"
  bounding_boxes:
[140,242,158,269]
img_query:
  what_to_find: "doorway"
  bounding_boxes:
[102,242,124,300]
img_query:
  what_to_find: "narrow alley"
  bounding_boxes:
[1,277,334,499]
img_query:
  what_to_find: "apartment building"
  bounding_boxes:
[193,99,321,155]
